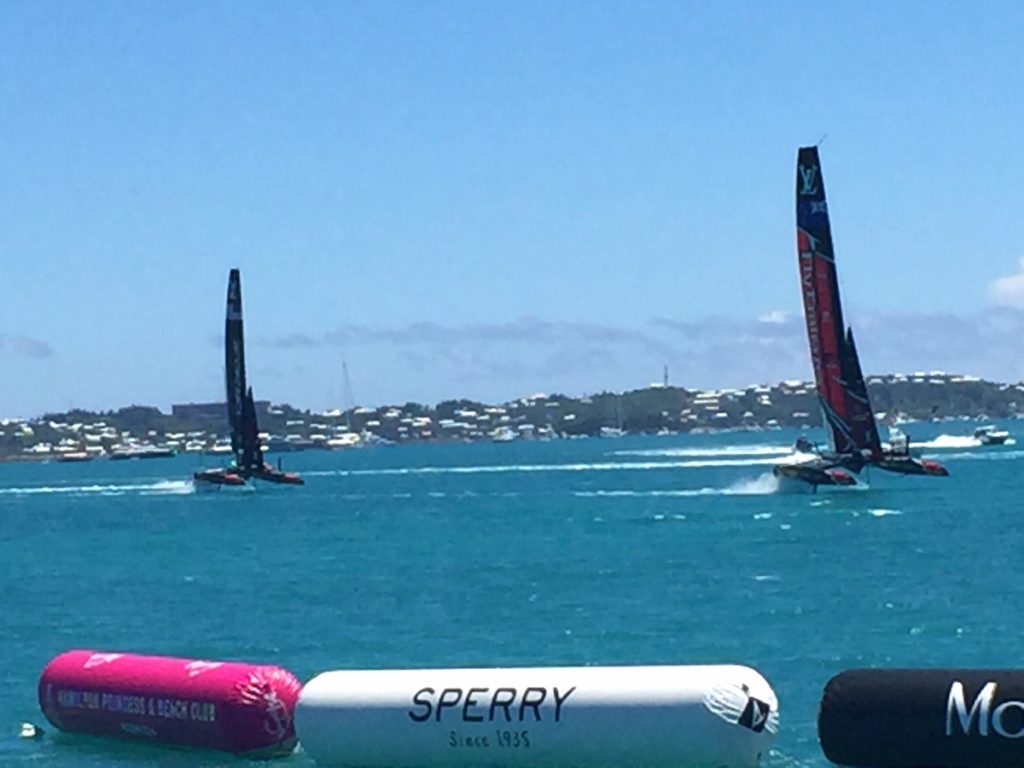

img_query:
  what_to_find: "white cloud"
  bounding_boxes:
[0,334,55,359]
[990,258,1024,308]
[757,309,791,325]
[248,307,1024,408]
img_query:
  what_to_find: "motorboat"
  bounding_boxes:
[974,425,1010,446]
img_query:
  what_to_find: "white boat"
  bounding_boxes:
[974,425,1010,445]
[359,430,394,448]
[490,426,516,442]
[109,444,176,460]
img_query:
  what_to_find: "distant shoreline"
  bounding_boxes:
[2,373,1019,463]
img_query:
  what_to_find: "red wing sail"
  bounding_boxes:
[796,147,880,459]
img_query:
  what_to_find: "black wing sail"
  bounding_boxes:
[224,269,247,464]
[796,147,880,460]
[839,329,883,461]
[239,386,264,471]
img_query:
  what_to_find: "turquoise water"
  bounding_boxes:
[3,424,1022,767]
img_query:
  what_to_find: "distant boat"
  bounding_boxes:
[109,445,176,460]
[56,451,93,463]
[193,269,303,489]
[774,147,947,490]
[974,425,1010,445]
[358,430,394,448]
[491,426,516,443]
[265,436,320,453]
[600,395,627,438]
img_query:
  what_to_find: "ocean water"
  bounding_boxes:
[2,423,1022,767]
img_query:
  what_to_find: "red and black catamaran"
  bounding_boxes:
[773,147,947,490]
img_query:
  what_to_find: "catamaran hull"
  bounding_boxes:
[874,457,948,477]
[193,469,247,491]
[772,463,857,491]
[251,470,305,486]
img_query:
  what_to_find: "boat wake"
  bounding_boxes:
[866,508,902,517]
[0,479,194,497]
[911,434,1015,449]
[573,472,781,498]
[931,449,1024,462]
[726,472,782,494]
[610,445,792,459]
[140,480,195,495]
[306,457,784,479]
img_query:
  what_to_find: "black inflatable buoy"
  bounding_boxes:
[819,668,1024,767]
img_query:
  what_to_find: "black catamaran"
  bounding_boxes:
[773,147,947,490]
[193,269,304,488]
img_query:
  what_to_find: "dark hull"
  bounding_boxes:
[773,463,856,487]
[251,468,305,485]
[57,453,93,463]
[193,468,246,487]
[875,456,948,477]
[978,434,1009,446]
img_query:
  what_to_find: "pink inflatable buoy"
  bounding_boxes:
[38,649,301,756]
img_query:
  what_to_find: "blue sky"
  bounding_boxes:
[3,1,1024,416]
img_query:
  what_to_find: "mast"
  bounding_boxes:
[224,269,247,463]
[342,358,354,431]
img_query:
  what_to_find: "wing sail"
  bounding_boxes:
[224,269,247,463]
[796,147,880,459]
[239,386,265,471]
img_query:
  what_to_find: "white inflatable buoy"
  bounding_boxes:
[296,664,778,767]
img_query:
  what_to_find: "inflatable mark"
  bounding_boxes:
[820,668,1024,767]
[38,649,301,756]
[297,664,778,767]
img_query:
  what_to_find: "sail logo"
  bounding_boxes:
[799,164,818,195]
[947,681,1024,738]
[262,691,291,740]
[738,697,770,732]
[799,247,824,385]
